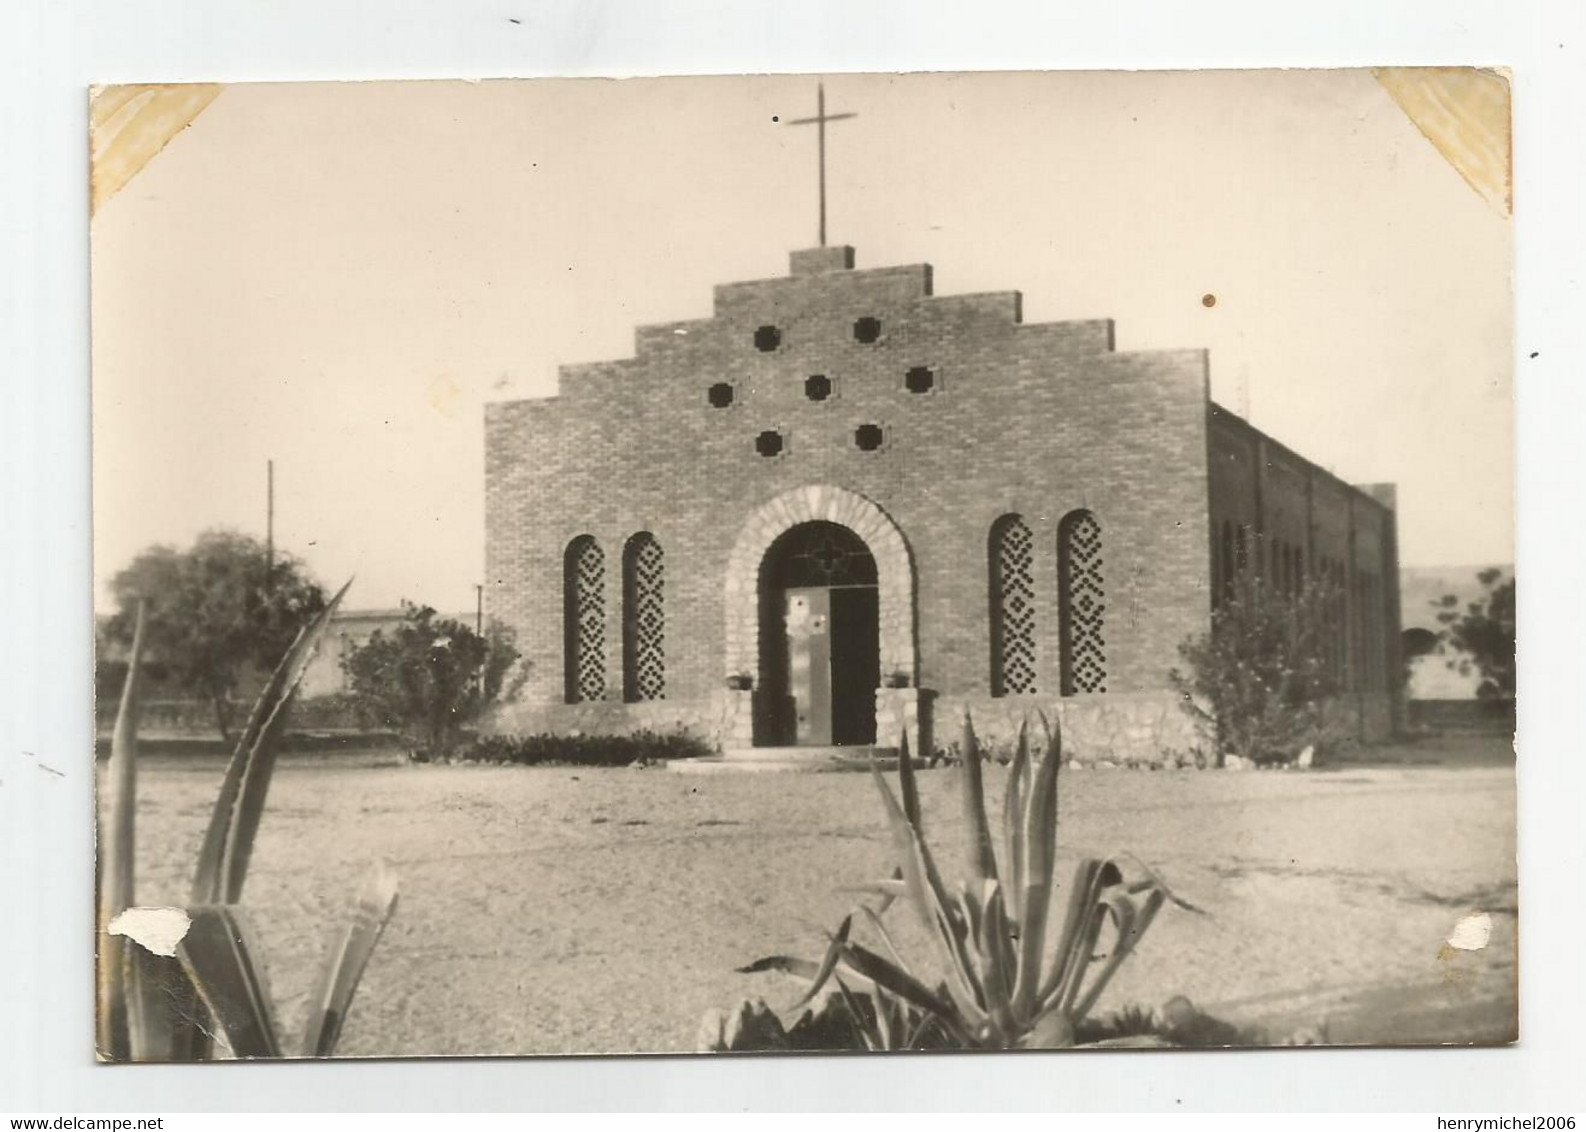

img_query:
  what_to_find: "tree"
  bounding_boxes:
[104,529,327,740]
[1433,567,1515,702]
[1171,568,1342,766]
[340,604,525,759]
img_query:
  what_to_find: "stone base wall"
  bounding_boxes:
[874,687,935,759]
[486,695,730,747]
[488,687,1199,765]
[928,691,1204,768]
[486,687,1399,767]
[1321,693,1399,747]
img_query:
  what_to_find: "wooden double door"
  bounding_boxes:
[756,520,882,747]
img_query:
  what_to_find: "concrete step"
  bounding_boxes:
[722,744,898,762]
[664,745,905,775]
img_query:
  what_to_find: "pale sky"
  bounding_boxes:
[91,70,1513,612]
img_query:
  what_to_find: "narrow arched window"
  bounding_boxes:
[1220,521,1236,606]
[1331,560,1347,683]
[563,536,605,703]
[1058,510,1107,694]
[622,533,665,702]
[989,514,1037,696]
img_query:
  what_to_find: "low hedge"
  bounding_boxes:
[443,729,712,767]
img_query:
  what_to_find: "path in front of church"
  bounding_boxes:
[110,731,1515,1054]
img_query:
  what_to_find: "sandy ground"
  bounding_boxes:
[110,734,1517,1056]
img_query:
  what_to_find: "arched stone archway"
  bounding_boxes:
[723,485,916,690]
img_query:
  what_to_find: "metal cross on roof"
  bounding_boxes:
[786,82,857,248]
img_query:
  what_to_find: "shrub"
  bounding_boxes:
[341,604,526,760]
[709,713,1203,1051]
[1433,567,1515,702]
[454,728,712,767]
[1170,568,1341,767]
[103,529,327,741]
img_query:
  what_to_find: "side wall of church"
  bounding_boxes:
[1206,406,1404,745]
[485,249,1215,762]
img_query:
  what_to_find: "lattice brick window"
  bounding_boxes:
[990,514,1037,696]
[1058,510,1107,694]
[563,536,606,703]
[622,533,665,702]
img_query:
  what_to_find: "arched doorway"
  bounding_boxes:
[756,521,880,746]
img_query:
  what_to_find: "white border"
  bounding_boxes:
[4,0,1582,1112]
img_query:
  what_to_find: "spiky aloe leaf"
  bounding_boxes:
[1052,861,1127,1019]
[175,906,281,1058]
[784,913,852,1012]
[299,862,399,1057]
[193,578,351,905]
[737,954,822,978]
[1037,857,1106,1009]
[99,604,144,931]
[1001,719,1031,924]
[855,904,909,979]
[96,602,145,1061]
[739,943,967,1046]
[1011,711,1063,1016]
[975,880,1019,1041]
[830,975,881,1051]
[1073,888,1163,1021]
[123,948,198,1063]
[896,729,921,830]
[1063,887,1137,1017]
[833,940,975,1047]
[1122,852,1209,914]
[958,713,1000,889]
[866,730,920,917]
[870,765,988,1027]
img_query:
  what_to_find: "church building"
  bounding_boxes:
[483,242,1403,766]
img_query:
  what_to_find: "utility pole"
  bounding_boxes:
[265,459,275,589]
[475,584,483,636]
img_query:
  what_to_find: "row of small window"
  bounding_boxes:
[754,316,884,353]
[1212,520,1388,693]
[753,425,885,458]
[989,511,1108,697]
[564,533,665,704]
[708,366,936,409]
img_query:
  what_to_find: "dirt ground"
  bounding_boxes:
[111,732,1517,1056]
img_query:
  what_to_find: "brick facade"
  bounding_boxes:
[484,246,1402,763]
[1207,408,1403,743]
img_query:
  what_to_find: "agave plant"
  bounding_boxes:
[96,580,400,1061]
[742,712,1200,1050]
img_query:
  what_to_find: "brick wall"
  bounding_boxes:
[1207,407,1403,742]
[486,246,1216,759]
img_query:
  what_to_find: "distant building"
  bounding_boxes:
[300,607,476,698]
[484,245,1404,763]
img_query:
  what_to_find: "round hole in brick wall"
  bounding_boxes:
[853,316,882,343]
[707,382,735,408]
[854,424,885,451]
[753,325,782,352]
[804,374,832,401]
[905,366,936,393]
[755,430,785,457]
